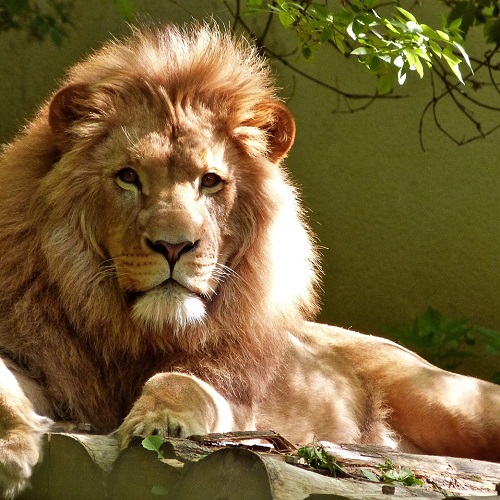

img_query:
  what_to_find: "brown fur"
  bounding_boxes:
[0,23,500,499]
[0,24,317,428]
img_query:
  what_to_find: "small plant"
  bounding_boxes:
[297,438,348,477]
[362,458,423,486]
[142,435,165,459]
[384,307,500,382]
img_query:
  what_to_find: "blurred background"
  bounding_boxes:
[1,0,499,380]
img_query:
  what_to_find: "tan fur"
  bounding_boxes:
[0,23,499,497]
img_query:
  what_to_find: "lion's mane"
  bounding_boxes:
[0,24,320,431]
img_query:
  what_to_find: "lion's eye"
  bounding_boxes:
[201,172,222,189]
[117,167,139,185]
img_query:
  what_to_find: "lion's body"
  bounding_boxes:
[0,24,499,498]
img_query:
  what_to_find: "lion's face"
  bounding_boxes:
[33,26,318,349]
[83,107,242,332]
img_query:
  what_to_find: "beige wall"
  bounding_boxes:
[1,1,499,377]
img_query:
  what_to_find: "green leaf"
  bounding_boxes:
[382,19,400,34]
[302,43,313,59]
[412,47,432,63]
[443,47,462,65]
[436,29,450,40]
[448,17,462,31]
[352,47,369,56]
[333,35,346,54]
[365,55,381,71]
[361,469,380,482]
[429,40,443,57]
[319,27,334,43]
[278,9,295,28]
[244,0,267,15]
[376,73,393,95]
[334,8,354,25]
[396,7,417,23]
[243,0,470,88]
[404,49,417,68]
[142,436,165,459]
[310,4,330,21]
[414,55,424,78]
[447,1,475,36]
[420,23,440,40]
[357,13,376,27]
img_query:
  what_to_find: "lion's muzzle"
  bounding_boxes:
[146,238,199,272]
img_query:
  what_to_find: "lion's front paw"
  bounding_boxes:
[117,401,209,448]
[117,372,236,449]
[0,425,49,499]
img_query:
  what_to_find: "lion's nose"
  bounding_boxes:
[147,239,196,269]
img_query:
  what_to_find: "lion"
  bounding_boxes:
[0,23,499,498]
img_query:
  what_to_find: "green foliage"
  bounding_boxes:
[0,0,73,45]
[142,435,165,459]
[385,307,500,381]
[297,441,422,486]
[0,0,135,44]
[447,0,500,43]
[245,0,473,93]
[297,439,348,476]
[362,458,423,486]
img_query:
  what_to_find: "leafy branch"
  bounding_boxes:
[3,0,499,147]
[414,1,500,145]
[0,0,74,45]
[239,0,500,148]
[0,0,134,45]
[246,0,472,93]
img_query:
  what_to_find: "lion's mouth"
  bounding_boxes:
[128,278,209,330]
[127,279,206,303]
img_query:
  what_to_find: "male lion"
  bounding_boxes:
[0,23,499,498]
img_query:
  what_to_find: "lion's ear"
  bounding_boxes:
[237,101,296,162]
[264,102,296,162]
[48,83,98,148]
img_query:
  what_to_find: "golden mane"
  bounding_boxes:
[0,24,319,430]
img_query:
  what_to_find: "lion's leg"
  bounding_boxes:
[319,325,500,461]
[117,372,245,449]
[380,360,500,461]
[0,358,53,499]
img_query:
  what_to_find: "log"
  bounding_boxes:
[16,432,500,499]
[19,433,119,499]
[325,442,500,497]
[169,447,421,500]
